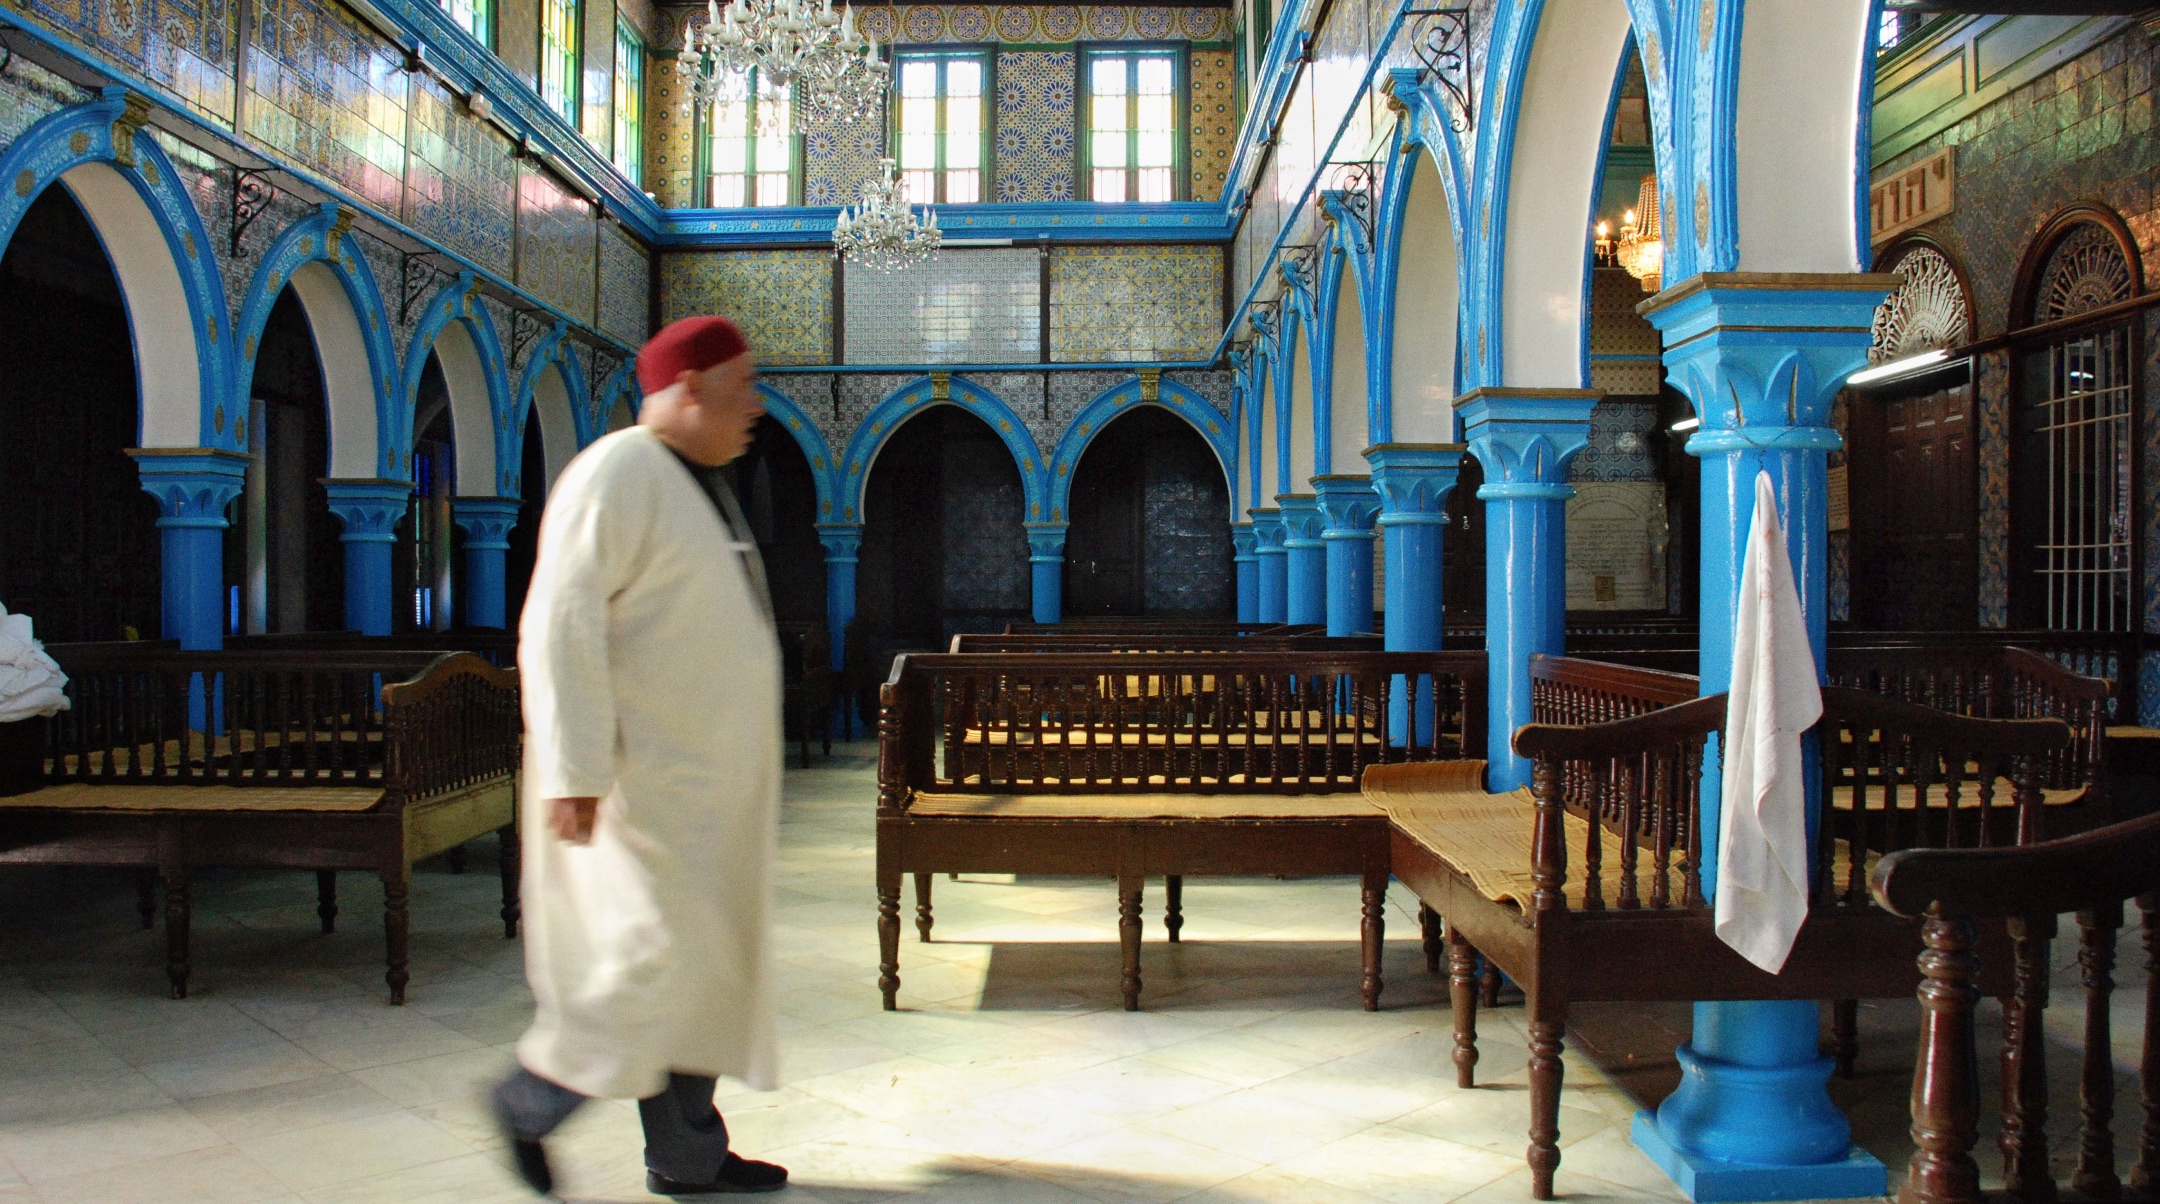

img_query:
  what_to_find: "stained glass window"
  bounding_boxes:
[893,49,986,205]
[1086,49,1180,203]
[442,0,490,47]
[613,22,644,185]
[539,0,581,125]
[707,68,794,207]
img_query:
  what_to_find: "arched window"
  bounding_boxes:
[2010,209,2143,632]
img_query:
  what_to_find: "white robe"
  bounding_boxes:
[515,425,782,1100]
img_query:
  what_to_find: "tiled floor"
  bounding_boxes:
[0,744,2143,1203]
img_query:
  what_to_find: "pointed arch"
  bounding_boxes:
[837,375,1048,524]
[1048,377,1235,525]
[400,274,512,494]
[1373,109,1466,443]
[754,382,839,523]
[0,91,236,450]
[1312,234,1371,472]
[515,327,589,496]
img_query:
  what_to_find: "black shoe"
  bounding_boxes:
[647,1154,789,1195]
[488,1088,555,1196]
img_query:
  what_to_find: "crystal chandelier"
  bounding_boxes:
[832,158,941,271]
[1614,172,1663,293]
[680,0,888,132]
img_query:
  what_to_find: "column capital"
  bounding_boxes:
[814,521,863,562]
[1024,521,1069,562]
[1231,522,1258,560]
[1457,389,1596,491]
[1248,508,1286,552]
[1275,494,1324,547]
[1365,443,1465,525]
[451,496,522,550]
[1312,475,1381,537]
[1640,272,1899,435]
[128,448,248,528]
[323,478,414,544]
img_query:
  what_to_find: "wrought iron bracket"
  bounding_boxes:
[1323,162,1379,249]
[1278,244,1317,300]
[1406,8,1474,133]
[230,169,278,259]
[399,253,449,324]
[509,309,551,367]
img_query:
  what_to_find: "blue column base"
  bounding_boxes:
[1630,1039,1886,1203]
[1632,1112,1884,1203]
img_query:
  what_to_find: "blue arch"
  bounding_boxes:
[837,375,1047,524]
[511,323,590,497]
[235,203,400,476]
[0,90,237,450]
[399,272,514,492]
[754,382,840,524]
[1047,377,1236,525]
[1369,97,1472,444]
[597,359,641,434]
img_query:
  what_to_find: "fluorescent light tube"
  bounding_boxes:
[1846,349,1949,387]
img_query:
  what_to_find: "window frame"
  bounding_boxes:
[1078,43,1188,203]
[538,0,582,125]
[612,20,645,185]
[441,0,492,50]
[889,45,993,206]
[697,65,802,208]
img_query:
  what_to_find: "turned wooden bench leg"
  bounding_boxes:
[136,870,157,930]
[1118,874,1143,1012]
[498,824,521,939]
[383,865,410,1006]
[1526,989,1568,1201]
[164,871,192,1000]
[1902,913,1981,1204]
[877,866,901,1010]
[1447,924,1479,1087]
[2073,903,2123,1200]
[1164,875,1183,943]
[1419,904,1442,974]
[316,871,338,934]
[1359,872,1385,1011]
[1831,999,1858,1078]
[914,873,934,942]
[2001,913,2055,1201]
[1481,957,1502,1008]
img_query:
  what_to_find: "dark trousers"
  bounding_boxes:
[493,1065,729,1185]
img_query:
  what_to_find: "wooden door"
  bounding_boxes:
[1064,419,1143,616]
[1876,387,1977,629]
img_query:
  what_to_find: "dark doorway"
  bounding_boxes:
[1063,407,1233,617]
[0,187,161,642]
[506,407,546,630]
[246,287,345,632]
[857,406,1028,648]
[1848,381,1977,630]
[403,356,458,633]
[723,414,826,625]
[1443,454,1485,625]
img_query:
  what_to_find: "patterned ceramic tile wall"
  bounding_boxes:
[2142,650,2160,728]
[1588,267,1662,396]
[406,73,517,269]
[0,56,85,146]
[645,55,699,208]
[597,221,652,345]
[802,116,887,207]
[1976,347,2010,628]
[836,372,913,439]
[1569,400,1657,483]
[968,370,1053,451]
[1830,533,1851,623]
[663,250,832,364]
[1048,244,1220,362]
[845,247,1041,365]
[1188,49,1233,203]
[247,0,408,212]
[516,165,598,321]
[828,5,1227,47]
[994,51,1075,203]
[1046,369,1126,449]
[7,0,237,125]
[1166,368,1231,420]
[2145,306,2160,638]
[764,373,847,451]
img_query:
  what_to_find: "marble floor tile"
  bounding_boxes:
[235,1110,475,1193]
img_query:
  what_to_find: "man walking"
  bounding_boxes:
[491,315,788,1197]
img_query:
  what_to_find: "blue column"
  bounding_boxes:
[324,480,414,636]
[1024,522,1068,625]
[451,497,522,629]
[1250,508,1287,623]
[1458,391,1596,791]
[130,450,248,650]
[1628,272,1899,1203]
[1313,476,1380,636]
[1231,523,1259,623]
[816,522,862,734]
[1277,494,1325,626]
[1366,445,1464,656]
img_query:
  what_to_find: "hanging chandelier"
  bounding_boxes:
[832,158,941,271]
[680,0,888,131]
[1614,172,1663,293]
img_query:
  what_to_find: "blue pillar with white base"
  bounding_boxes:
[130,450,248,650]
[1232,523,1259,623]
[1313,476,1380,636]
[324,480,414,636]
[1277,494,1325,626]
[816,522,862,732]
[451,497,522,629]
[1627,271,1900,1203]
[1250,509,1287,623]
[1457,391,1595,791]
[1368,445,1464,741]
[1025,522,1068,625]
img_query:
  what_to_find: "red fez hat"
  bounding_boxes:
[637,315,750,394]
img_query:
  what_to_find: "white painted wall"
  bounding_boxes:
[1736,0,1871,271]
[1329,267,1368,469]
[60,163,199,448]
[1392,156,1460,442]
[532,363,578,491]
[431,322,497,495]
[1255,360,1277,507]
[607,397,635,433]
[288,260,378,478]
[1288,313,1316,492]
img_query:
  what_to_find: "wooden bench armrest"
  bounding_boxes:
[1361,760,1485,794]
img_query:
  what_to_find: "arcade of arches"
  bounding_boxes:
[1,0,2158,1201]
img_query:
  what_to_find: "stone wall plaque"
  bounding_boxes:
[1566,481,1669,611]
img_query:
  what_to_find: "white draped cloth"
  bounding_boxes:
[515,426,782,1100]
[1713,471,1822,975]
[0,605,70,724]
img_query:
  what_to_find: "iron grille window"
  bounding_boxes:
[1084,48,1182,202]
[539,0,581,124]
[893,49,986,205]
[442,0,490,47]
[2023,326,2136,631]
[705,68,795,207]
[613,22,645,185]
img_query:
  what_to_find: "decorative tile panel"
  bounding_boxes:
[844,247,1040,365]
[1569,400,1658,483]
[691,5,1227,46]
[1188,49,1234,203]
[1049,244,1220,362]
[247,0,407,211]
[0,57,85,148]
[406,73,516,268]
[645,55,698,209]
[517,164,598,321]
[766,372,850,450]
[598,221,652,345]
[9,0,236,125]
[802,113,887,208]
[1165,368,1231,420]
[1047,370,1125,446]
[967,370,1051,451]
[1588,266,1662,395]
[663,250,832,364]
[993,52,1075,204]
[1976,347,2010,628]
[2147,307,2160,637]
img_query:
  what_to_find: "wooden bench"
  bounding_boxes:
[0,649,521,1003]
[951,632,1382,654]
[1375,673,2070,1200]
[876,649,1486,1012]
